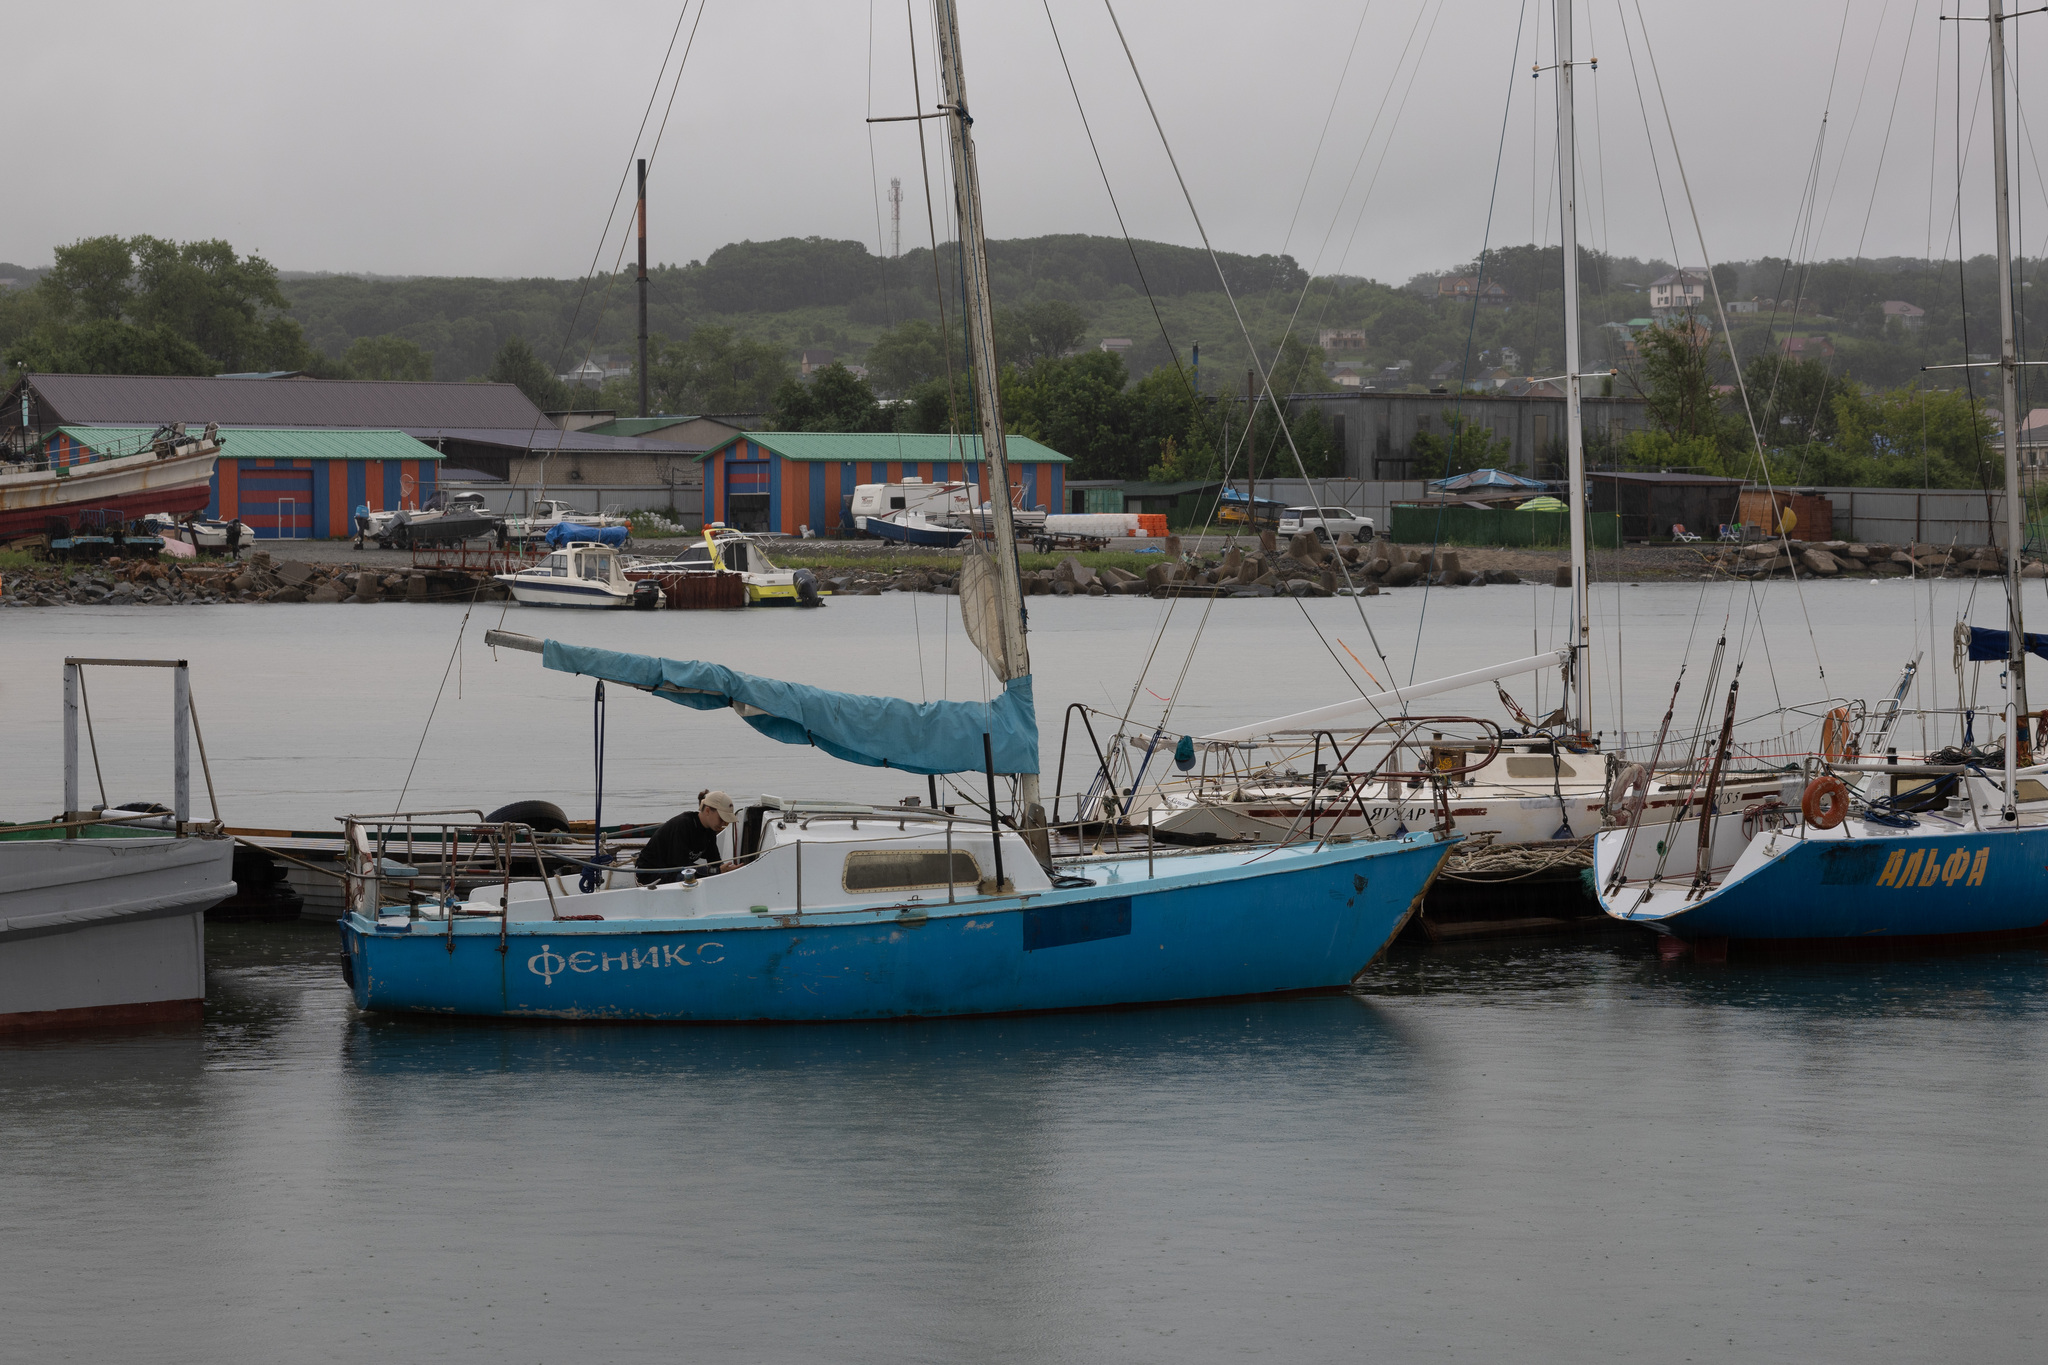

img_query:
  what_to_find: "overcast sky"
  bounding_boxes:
[8,1,2039,283]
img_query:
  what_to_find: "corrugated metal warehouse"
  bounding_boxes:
[46,426,444,538]
[2,373,704,528]
[701,432,1071,535]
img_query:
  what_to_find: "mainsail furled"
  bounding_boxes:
[540,641,1037,775]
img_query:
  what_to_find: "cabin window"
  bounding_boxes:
[2016,779,2048,803]
[1503,756,1580,780]
[842,849,984,892]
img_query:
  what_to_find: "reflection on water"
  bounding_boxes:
[4,924,2044,1363]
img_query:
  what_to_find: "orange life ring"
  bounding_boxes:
[1820,707,1857,763]
[1801,775,1850,829]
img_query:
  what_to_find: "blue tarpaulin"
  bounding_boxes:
[545,523,629,548]
[1965,625,2048,663]
[539,642,1039,775]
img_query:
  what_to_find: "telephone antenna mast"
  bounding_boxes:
[888,177,903,259]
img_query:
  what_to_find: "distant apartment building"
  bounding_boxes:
[1318,328,1368,352]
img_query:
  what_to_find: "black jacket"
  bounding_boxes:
[636,810,724,884]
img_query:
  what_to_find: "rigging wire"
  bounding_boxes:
[1098,0,1407,706]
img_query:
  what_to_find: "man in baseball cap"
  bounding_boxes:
[636,789,739,884]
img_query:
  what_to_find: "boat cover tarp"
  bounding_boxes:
[1965,624,2048,663]
[1428,468,1550,493]
[545,523,629,548]
[539,641,1038,775]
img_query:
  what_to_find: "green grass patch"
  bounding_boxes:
[776,548,1174,575]
[0,549,46,571]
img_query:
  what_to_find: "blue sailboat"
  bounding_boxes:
[337,3,1454,1022]
[338,640,1452,1020]
[1595,2,2046,954]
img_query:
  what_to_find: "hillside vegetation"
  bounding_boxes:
[3,232,2041,491]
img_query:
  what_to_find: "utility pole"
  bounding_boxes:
[889,177,903,259]
[1247,369,1258,533]
[637,158,650,419]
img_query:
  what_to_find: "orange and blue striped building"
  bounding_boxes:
[46,427,444,539]
[701,431,1070,536]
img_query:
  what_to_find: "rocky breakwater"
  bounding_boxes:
[0,551,510,607]
[814,532,1527,600]
[1708,539,2048,581]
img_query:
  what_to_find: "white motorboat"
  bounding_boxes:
[1,659,235,1032]
[139,512,255,551]
[496,544,661,609]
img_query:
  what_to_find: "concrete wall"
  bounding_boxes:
[1288,391,1652,479]
[450,483,704,522]
[506,451,703,517]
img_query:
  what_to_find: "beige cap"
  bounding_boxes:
[700,791,737,821]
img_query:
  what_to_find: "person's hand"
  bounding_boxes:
[721,860,738,873]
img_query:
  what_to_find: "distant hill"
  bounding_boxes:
[267,233,2043,396]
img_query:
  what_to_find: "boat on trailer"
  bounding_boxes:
[1,659,234,1032]
[856,511,972,549]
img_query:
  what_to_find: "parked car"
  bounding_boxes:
[1277,506,1374,542]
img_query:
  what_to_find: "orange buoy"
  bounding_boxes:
[1801,774,1850,829]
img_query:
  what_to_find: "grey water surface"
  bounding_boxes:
[3,584,2044,1362]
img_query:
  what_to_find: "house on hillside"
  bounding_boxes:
[1648,269,1709,313]
[1098,337,1133,354]
[1779,334,1835,360]
[1882,300,1927,331]
[1436,277,1511,307]
[799,349,836,376]
[1318,328,1368,352]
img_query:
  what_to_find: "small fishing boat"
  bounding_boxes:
[1,659,234,1031]
[370,490,502,549]
[631,525,822,606]
[495,544,662,609]
[856,510,972,548]
[1,423,223,538]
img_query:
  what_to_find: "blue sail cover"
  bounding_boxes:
[540,642,1038,775]
[545,523,630,548]
[1965,625,2048,663]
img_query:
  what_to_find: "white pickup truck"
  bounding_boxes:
[1277,506,1375,542]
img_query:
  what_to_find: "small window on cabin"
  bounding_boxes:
[2016,779,2048,803]
[842,849,984,892]
[889,496,907,509]
[1504,756,1580,780]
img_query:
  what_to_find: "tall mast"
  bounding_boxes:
[1990,0,2029,792]
[933,0,1042,818]
[637,159,650,419]
[1556,0,1592,741]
